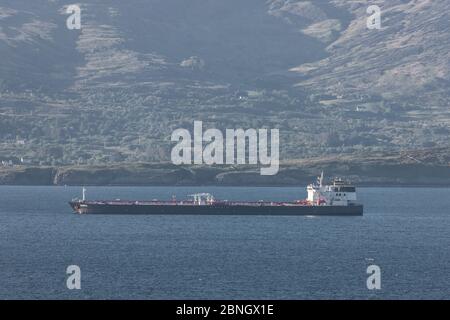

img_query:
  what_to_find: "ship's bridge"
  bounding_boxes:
[307,175,357,206]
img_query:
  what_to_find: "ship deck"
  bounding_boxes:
[73,200,342,207]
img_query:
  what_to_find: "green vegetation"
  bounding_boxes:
[1,87,449,167]
[0,1,449,176]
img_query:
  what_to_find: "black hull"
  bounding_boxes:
[69,202,363,216]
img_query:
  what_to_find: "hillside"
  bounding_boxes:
[0,0,449,170]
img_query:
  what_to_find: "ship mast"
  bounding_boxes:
[82,187,86,201]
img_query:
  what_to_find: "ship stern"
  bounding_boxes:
[69,201,87,214]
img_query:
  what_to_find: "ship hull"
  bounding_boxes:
[69,201,363,216]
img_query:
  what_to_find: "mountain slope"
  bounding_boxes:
[291,0,450,101]
[0,0,449,167]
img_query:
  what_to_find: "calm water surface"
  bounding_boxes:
[0,186,449,299]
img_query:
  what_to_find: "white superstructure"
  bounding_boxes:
[189,193,215,205]
[306,172,358,206]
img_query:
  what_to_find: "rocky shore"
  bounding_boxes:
[1,150,449,187]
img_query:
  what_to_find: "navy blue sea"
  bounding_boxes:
[0,186,449,299]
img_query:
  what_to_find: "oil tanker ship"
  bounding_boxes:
[68,173,363,216]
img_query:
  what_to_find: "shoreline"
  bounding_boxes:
[1,162,449,188]
[0,184,450,188]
